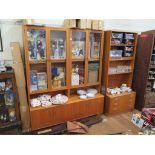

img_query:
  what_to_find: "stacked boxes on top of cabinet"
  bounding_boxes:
[64,19,104,30]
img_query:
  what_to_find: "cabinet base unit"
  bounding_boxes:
[30,94,104,131]
[105,92,136,116]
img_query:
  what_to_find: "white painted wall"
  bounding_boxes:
[1,19,155,64]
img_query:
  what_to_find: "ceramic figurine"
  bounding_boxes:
[36,40,45,59]
[59,39,65,58]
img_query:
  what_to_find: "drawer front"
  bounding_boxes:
[108,97,121,115]
[106,92,136,115]
[120,93,136,112]
[110,97,119,106]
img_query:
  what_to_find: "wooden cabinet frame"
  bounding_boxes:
[102,30,138,115]
[23,25,104,131]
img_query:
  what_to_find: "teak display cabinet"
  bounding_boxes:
[23,25,104,131]
[103,30,138,115]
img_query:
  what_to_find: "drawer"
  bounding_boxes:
[110,97,120,106]
[109,106,120,115]
[128,93,136,99]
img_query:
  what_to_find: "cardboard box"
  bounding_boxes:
[92,20,99,30]
[98,20,104,30]
[23,19,35,25]
[10,42,31,131]
[10,43,26,87]
[64,19,76,28]
[88,70,98,83]
[77,19,87,29]
[86,20,92,29]
[131,113,145,128]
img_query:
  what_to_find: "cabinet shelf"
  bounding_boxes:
[106,91,135,98]
[30,89,49,95]
[108,71,132,76]
[72,58,85,62]
[30,93,104,111]
[111,44,134,47]
[30,87,67,95]
[71,83,100,89]
[110,57,134,61]
[52,87,67,91]
[51,59,66,63]
[29,60,46,64]
[89,58,100,61]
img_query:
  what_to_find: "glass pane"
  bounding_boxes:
[72,62,85,86]
[27,29,46,60]
[89,33,101,59]
[51,31,66,59]
[88,62,100,83]
[50,31,66,59]
[30,64,47,92]
[0,79,16,124]
[72,32,86,59]
[51,63,66,88]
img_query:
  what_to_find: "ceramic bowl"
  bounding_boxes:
[87,89,98,95]
[77,90,87,95]
[80,95,87,100]
[86,93,95,98]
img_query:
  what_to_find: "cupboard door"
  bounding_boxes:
[88,98,103,115]
[31,108,52,130]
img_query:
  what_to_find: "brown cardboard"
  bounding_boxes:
[64,19,76,28]
[88,71,98,83]
[10,42,26,87]
[70,19,76,28]
[86,20,92,29]
[10,42,30,132]
[77,19,87,29]
[64,19,70,28]
[12,63,26,87]
[98,20,104,30]
[18,87,31,131]
[23,19,35,25]
[10,42,22,62]
[92,20,99,30]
